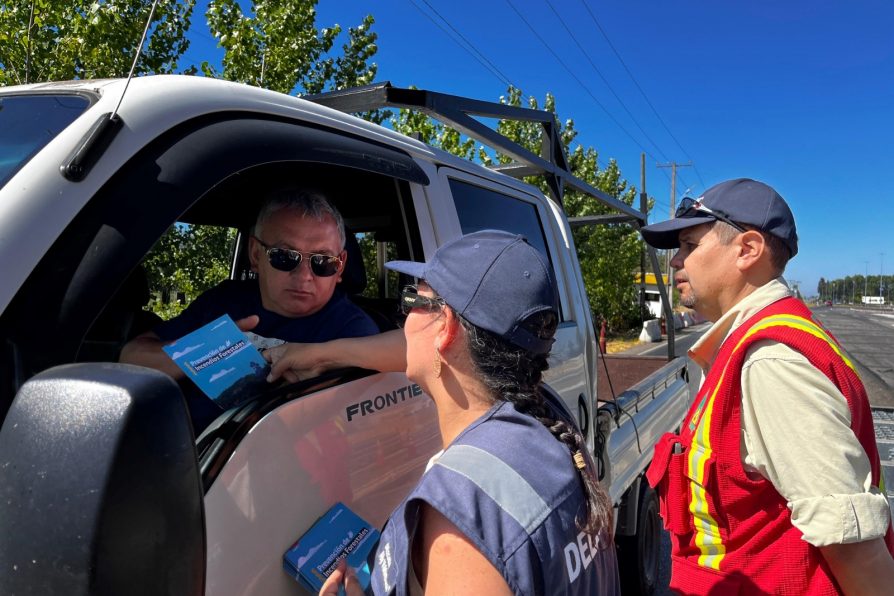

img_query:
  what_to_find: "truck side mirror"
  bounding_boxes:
[0,363,205,596]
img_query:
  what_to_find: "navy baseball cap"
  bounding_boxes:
[640,178,798,257]
[386,230,558,355]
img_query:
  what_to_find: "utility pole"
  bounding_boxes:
[881,253,885,300]
[656,161,692,313]
[639,153,647,314]
[865,260,869,298]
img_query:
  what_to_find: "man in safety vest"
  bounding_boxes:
[640,178,894,594]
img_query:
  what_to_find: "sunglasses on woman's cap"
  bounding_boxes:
[675,197,747,233]
[254,237,342,277]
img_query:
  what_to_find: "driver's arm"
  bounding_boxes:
[119,331,186,379]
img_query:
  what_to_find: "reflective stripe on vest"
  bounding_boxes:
[435,444,552,534]
[687,313,852,571]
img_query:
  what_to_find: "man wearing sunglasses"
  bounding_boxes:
[121,188,377,430]
[639,178,894,594]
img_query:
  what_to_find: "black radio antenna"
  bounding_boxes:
[60,0,159,181]
[111,0,160,120]
[24,0,36,84]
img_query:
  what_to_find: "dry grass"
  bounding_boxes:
[605,337,641,354]
[604,327,644,354]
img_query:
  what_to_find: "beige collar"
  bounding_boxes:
[688,277,792,372]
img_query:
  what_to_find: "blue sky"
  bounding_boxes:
[185,1,894,297]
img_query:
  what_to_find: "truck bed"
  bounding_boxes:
[596,354,676,402]
[595,356,691,505]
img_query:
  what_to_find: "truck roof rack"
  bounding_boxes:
[304,82,644,224]
[305,82,678,358]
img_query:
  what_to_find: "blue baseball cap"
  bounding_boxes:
[386,230,558,355]
[640,178,798,257]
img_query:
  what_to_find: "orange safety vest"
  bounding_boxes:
[646,297,894,594]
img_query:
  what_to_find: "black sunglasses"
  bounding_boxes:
[676,198,747,233]
[400,285,445,315]
[254,237,342,277]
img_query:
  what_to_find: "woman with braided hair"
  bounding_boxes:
[267,230,619,595]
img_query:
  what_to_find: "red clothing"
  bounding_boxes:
[647,297,894,594]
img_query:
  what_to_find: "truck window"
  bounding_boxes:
[0,94,91,188]
[142,223,239,320]
[449,178,550,259]
[449,177,565,321]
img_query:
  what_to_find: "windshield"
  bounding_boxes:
[0,94,91,188]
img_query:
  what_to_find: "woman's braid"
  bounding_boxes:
[455,309,614,537]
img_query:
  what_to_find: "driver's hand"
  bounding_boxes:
[235,315,260,333]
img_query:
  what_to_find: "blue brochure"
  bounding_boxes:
[162,314,269,410]
[283,502,380,593]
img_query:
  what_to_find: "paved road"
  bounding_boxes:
[813,305,894,521]
[811,305,894,407]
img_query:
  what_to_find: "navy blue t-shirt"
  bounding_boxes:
[154,279,379,432]
[154,279,379,343]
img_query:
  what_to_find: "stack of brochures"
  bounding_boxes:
[283,502,380,593]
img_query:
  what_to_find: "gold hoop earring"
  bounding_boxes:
[433,349,442,378]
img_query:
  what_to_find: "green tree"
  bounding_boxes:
[203,0,377,97]
[390,101,477,160]
[0,0,194,85]
[142,224,237,319]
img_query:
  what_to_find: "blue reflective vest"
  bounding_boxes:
[371,401,619,595]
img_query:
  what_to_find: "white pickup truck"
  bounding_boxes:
[0,76,691,595]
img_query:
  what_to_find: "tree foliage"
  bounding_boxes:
[0,0,194,85]
[203,0,377,97]
[819,274,890,303]
[142,224,237,319]
[496,89,648,331]
[391,98,477,160]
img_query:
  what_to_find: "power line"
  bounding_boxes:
[405,0,615,173]
[408,0,516,89]
[548,1,700,197]
[578,0,707,191]
[504,0,680,190]
[543,0,671,163]
[404,0,643,178]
